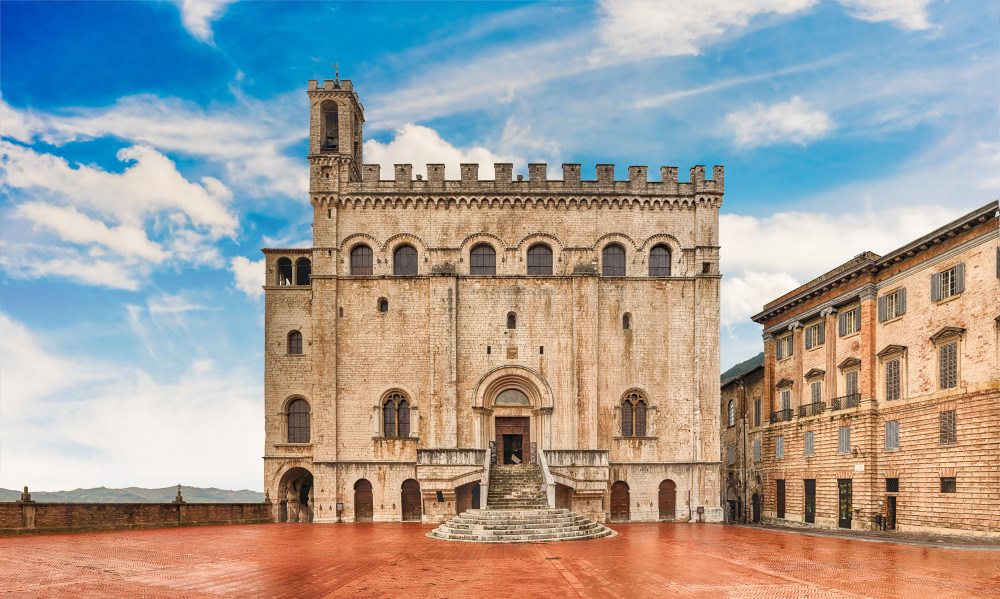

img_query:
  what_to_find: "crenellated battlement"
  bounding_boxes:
[346,163,723,195]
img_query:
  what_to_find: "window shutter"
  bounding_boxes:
[788,336,794,356]
[931,272,941,301]
[838,311,847,336]
[853,307,860,332]
[818,322,825,345]
[955,262,965,294]
[805,330,813,350]
[898,288,906,315]
[878,296,887,322]
[621,402,633,437]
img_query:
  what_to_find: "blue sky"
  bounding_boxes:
[1,0,997,492]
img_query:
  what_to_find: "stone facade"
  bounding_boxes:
[262,79,724,524]
[749,202,1000,536]
[719,365,765,523]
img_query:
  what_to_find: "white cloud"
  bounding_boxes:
[725,96,833,147]
[15,203,168,263]
[364,124,520,179]
[596,0,817,59]
[174,0,237,43]
[231,256,265,298]
[0,312,262,491]
[721,271,801,327]
[838,0,934,30]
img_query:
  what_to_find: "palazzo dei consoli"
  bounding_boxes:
[263,78,724,524]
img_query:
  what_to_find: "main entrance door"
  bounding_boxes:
[495,417,530,464]
[804,479,816,524]
[838,479,853,529]
[658,480,676,520]
[401,479,422,522]
[610,481,630,522]
[354,479,373,522]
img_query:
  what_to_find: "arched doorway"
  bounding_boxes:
[610,481,630,522]
[354,479,373,522]
[658,480,676,520]
[401,479,422,522]
[278,467,313,523]
[455,481,481,514]
[751,493,761,523]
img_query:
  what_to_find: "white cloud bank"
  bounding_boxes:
[231,256,265,298]
[364,124,521,179]
[725,96,834,147]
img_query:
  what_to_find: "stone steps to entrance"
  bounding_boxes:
[428,466,615,543]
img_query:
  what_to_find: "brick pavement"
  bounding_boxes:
[1,523,998,598]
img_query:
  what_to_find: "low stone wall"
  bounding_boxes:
[1,501,272,535]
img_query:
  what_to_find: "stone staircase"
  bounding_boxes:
[428,465,614,543]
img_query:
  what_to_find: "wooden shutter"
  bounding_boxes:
[931,272,941,301]
[853,307,860,332]
[805,328,813,350]
[839,426,850,453]
[818,322,825,344]
[898,288,906,315]
[838,311,847,336]
[878,296,887,322]
[621,402,633,437]
[788,335,794,356]
[955,263,965,294]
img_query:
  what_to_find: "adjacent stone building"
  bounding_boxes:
[748,201,1000,536]
[719,364,765,523]
[262,78,724,524]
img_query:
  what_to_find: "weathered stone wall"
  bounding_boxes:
[1,502,271,535]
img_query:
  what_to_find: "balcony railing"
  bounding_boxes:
[770,409,793,423]
[830,393,861,411]
[798,401,826,417]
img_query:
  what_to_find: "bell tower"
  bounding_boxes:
[307,75,365,193]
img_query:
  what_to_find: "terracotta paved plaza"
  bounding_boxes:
[1,523,998,598]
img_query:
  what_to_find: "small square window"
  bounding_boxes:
[940,477,956,493]
[886,478,899,493]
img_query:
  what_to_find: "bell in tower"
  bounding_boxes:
[307,69,365,189]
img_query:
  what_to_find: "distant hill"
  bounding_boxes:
[0,486,265,503]
[721,352,764,382]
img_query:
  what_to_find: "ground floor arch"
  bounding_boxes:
[658,480,676,520]
[278,467,313,523]
[610,481,630,522]
[354,479,373,522]
[401,479,422,522]
[455,481,481,514]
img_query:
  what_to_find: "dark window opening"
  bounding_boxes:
[526,244,553,275]
[394,244,418,276]
[702,261,711,274]
[602,243,626,277]
[470,244,496,275]
[886,478,899,493]
[940,477,956,493]
[295,258,311,285]
[277,257,293,286]
[351,245,373,275]
[378,298,388,313]
[621,392,647,437]
[507,312,516,329]
[649,245,671,277]
[288,331,303,355]
[383,392,410,438]
[339,307,344,318]
[539,346,544,354]
[487,346,491,354]
[287,398,310,443]
[321,101,339,152]
[623,313,631,330]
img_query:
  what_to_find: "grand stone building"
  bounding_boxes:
[263,78,724,524]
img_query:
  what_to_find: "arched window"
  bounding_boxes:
[277,258,293,286]
[649,245,671,277]
[321,100,339,152]
[383,392,410,438]
[378,298,388,313]
[602,243,626,277]
[623,313,631,330]
[622,392,647,437]
[350,245,373,275]
[288,331,303,355]
[287,398,310,443]
[393,244,418,276]
[507,312,516,329]
[470,244,496,275]
[526,244,553,275]
[295,258,311,285]
[728,400,736,427]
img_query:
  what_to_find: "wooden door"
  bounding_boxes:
[401,479,422,522]
[472,484,481,510]
[610,481,630,522]
[354,479,373,522]
[752,494,761,523]
[495,417,530,464]
[838,479,852,529]
[804,479,816,524]
[658,480,676,520]
[776,480,785,519]
[886,496,896,530]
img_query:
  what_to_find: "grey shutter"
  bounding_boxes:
[878,296,887,322]
[898,288,906,315]
[805,329,813,350]
[931,272,941,301]
[788,335,794,356]
[838,311,847,336]
[955,262,965,294]
[853,307,860,332]
[818,322,825,344]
